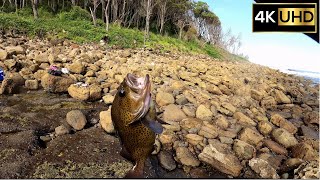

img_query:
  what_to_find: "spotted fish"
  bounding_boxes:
[111,73,163,178]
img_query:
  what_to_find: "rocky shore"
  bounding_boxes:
[0,34,319,178]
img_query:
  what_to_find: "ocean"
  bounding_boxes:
[281,69,320,84]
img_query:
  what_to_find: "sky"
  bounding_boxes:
[202,0,320,73]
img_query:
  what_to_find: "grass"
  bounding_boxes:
[0,6,245,60]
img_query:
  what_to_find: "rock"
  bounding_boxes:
[185,134,204,146]
[5,46,24,55]
[182,106,196,117]
[301,125,319,140]
[292,142,318,161]
[282,158,304,172]
[156,91,175,106]
[198,142,243,177]
[163,124,181,132]
[233,139,256,160]
[272,128,298,148]
[233,112,257,126]
[180,118,203,132]
[221,103,236,115]
[0,49,8,60]
[152,138,161,155]
[249,158,279,179]
[99,109,115,134]
[89,85,102,101]
[258,121,273,135]
[102,94,114,105]
[25,79,39,90]
[55,125,70,136]
[206,84,222,95]
[218,84,231,95]
[219,136,233,144]
[214,114,229,129]
[198,121,219,139]
[260,96,277,109]
[272,89,291,104]
[264,139,287,155]
[66,110,87,130]
[0,72,25,94]
[163,104,187,123]
[41,74,75,93]
[159,130,176,150]
[304,111,319,125]
[294,161,319,179]
[238,128,264,146]
[68,61,85,74]
[34,53,49,63]
[176,95,188,105]
[158,150,176,171]
[251,89,264,101]
[196,105,213,121]
[68,84,90,100]
[175,147,200,167]
[4,59,17,70]
[171,81,185,91]
[270,114,297,134]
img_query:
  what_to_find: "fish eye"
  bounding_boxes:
[119,88,125,97]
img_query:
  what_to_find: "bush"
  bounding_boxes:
[58,6,91,21]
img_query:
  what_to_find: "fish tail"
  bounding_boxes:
[124,159,145,178]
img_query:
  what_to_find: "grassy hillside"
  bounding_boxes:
[0,7,246,60]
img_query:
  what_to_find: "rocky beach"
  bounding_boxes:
[0,34,319,178]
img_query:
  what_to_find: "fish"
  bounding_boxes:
[111,73,163,178]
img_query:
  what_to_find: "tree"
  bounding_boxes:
[156,0,167,34]
[105,0,111,31]
[31,0,39,19]
[89,0,100,26]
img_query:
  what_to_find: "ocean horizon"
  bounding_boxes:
[280,68,320,84]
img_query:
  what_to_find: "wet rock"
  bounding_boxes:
[249,158,279,179]
[158,150,176,171]
[102,94,114,105]
[272,128,298,148]
[270,114,297,134]
[185,134,204,146]
[272,89,291,104]
[41,74,75,93]
[292,142,318,161]
[66,110,87,130]
[258,121,273,135]
[25,79,39,90]
[233,139,256,160]
[294,161,319,179]
[99,109,115,134]
[198,142,243,177]
[263,139,287,155]
[175,147,200,167]
[238,128,264,146]
[198,121,219,139]
[196,105,213,121]
[68,61,85,74]
[156,92,175,106]
[55,125,70,136]
[163,104,187,123]
[233,112,257,126]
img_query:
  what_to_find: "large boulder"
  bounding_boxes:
[68,84,102,101]
[0,72,25,94]
[41,74,75,93]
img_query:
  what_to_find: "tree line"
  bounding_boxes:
[1,0,243,55]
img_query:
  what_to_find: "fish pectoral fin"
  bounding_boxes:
[141,117,163,134]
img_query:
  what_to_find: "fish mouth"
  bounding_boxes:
[126,73,151,95]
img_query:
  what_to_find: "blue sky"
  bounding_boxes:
[202,0,320,72]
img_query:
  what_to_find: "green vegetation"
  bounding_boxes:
[0,7,222,58]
